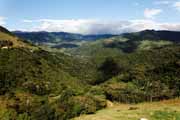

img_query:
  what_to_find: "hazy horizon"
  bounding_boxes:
[1,0,180,34]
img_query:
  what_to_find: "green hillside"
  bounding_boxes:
[0,26,180,120]
[13,31,116,48]
[0,26,36,49]
[0,26,106,120]
[69,30,180,56]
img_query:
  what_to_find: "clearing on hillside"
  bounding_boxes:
[73,99,180,120]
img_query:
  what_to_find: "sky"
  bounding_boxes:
[0,0,180,34]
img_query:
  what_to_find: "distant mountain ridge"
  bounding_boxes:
[69,30,180,55]
[122,30,180,43]
[13,30,180,49]
[13,31,117,43]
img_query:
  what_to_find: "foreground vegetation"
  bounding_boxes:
[0,26,180,119]
[74,99,180,120]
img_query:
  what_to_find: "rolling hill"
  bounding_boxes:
[122,30,180,43]
[0,26,180,120]
[13,30,180,51]
[0,26,106,120]
[13,31,116,48]
[69,30,180,56]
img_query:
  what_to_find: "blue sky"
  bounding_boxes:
[0,0,180,34]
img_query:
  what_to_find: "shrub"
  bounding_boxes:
[103,82,147,103]
[23,81,51,95]
[0,40,13,48]
[31,103,58,120]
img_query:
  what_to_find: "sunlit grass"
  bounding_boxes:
[138,40,172,50]
[73,99,180,120]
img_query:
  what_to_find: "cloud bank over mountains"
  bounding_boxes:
[20,19,180,34]
[1,0,180,35]
[18,1,180,35]
[1,0,180,34]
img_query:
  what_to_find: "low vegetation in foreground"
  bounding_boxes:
[73,99,180,120]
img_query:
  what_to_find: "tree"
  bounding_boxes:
[98,57,121,83]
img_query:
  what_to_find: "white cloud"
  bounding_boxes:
[158,23,180,31]
[0,16,6,25]
[173,1,180,11]
[144,8,162,18]
[21,19,180,34]
[22,19,131,34]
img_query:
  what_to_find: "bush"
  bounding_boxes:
[103,82,147,103]
[31,103,58,120]
[0,71,17,95]
[57,88,106,120]
[0,40,13,48]
[23,81,51,95]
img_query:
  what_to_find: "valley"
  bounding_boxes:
[0,26,180,120]
[2,0,180,119]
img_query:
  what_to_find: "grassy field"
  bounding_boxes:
[73,99,180,120]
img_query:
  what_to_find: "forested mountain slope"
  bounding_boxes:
[0,26,180,120]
